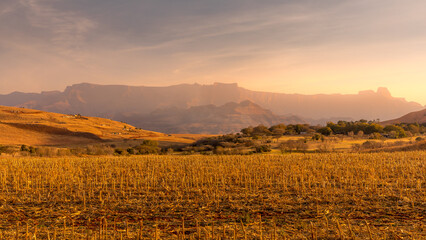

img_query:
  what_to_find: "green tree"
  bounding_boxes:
[317,127,333,136]
[252,125,271,136]
[384,125,406,138]
[364,123,384,134]
[241,126,254,136]
[269,124,286,140]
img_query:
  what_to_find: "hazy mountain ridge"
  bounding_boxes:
[382,108,426,125]
[239,86,422,120]
[0,82,423,133]
[117,100,305,134]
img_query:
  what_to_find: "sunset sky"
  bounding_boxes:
[1,0,425,105]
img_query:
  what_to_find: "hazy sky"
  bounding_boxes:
[1,0,426,105]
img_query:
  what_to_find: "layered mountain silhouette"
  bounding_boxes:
[0,82,423,133]
[116,100,304,134]
[382,108,426,125]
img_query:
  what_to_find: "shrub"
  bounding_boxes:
[361,141,383,149]
[0,145,15,154]
[279,139,308,153]
[214,146,224,155]
[86,145,114,155]
[255,145,271,153]
[312,133,324,141]
[369,132,383,140]
[114,148,126,155]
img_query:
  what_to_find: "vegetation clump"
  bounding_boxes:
[126,140,161,155]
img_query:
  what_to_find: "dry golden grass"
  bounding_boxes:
[0,152,424,239]
[0,105,193,146]
[170,134,218,142]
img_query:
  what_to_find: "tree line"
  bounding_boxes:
[242,120,425,139]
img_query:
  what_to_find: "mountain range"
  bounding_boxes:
[0,82,423,133]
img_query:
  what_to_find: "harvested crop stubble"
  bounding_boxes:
[0,152,425,239]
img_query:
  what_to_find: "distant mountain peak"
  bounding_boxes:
[213,82,238,87]
[377,87,392,97]
[239,100,256,106]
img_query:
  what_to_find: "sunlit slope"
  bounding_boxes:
[0,105,192,145]
[382,108,426,125]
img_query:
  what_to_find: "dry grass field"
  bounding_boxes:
[0,152,424,239]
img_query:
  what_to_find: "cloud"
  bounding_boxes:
[19,0,96,58]
[116,2,315,54]
[0,7,14,16]
[0,0,20,18]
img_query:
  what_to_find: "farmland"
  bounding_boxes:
[0,152,425,239]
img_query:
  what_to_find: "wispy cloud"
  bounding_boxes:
[19,0,96,58]
[0,0,18,17]
[118,4,313,54]
[0,7,13,16]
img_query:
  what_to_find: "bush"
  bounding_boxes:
[361,141,383,149]
[124,140,161,155]
[369,132,383,140]
[279,139,308,153]
[312,133,324,141]
[114,148,127,155]
[166,148,174,154]
[352,143,361,152]
[318,142,332,152]
[255,145,271,153]
[135,145,160,154]
[86,145,114,155]
[141,140,159,147]
[34,147,58,157]
[0,145,15,155]
[214,146,224,155]
[127,148,136,154]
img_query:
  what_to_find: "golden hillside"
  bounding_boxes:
[382,108,426,125]
[0,105,193,146]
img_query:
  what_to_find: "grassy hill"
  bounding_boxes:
[0,105,193,146]
[382,108,426,125]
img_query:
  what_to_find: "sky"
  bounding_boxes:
[1,0,426,105]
